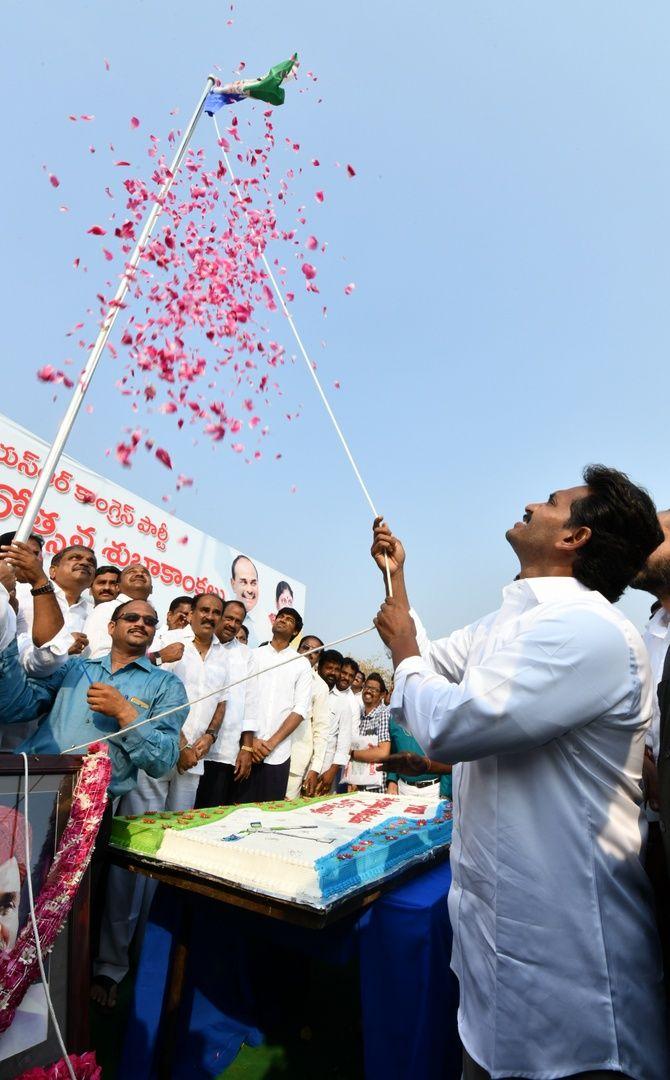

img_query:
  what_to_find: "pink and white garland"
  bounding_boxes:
[0,743,111,1075]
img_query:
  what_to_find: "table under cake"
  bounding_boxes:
[109,795,461,1078]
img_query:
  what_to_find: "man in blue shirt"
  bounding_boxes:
[0,597,188,798]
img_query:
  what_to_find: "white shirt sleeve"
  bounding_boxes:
[395,608,636,762]
[309,676,332,775]
[0,583,17,652]
[291,658,313,722]
[332,698,353,767]
[410,607,478,684]
[243,648,259,733]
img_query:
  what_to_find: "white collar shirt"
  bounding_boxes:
[207,639,259,767]
[321,686,354,772]
[392,576,667,1080]
[642,605,670,761]
[163,637,230,776]
[16,581,92,676]
[254,643,313,765]
[290,669,331,778]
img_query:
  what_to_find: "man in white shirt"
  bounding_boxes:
[236,607,312,802]
[316,650,354,794]
[93,592,228,1005]
[371,465,668,1080]
[289,635,331,798]
[85,563,153,659]
[631,509,670,806]
[335,657,363,732]
[196,600,259,807]
[152,595,194,653]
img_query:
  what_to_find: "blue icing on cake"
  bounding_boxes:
[315,800,453,902]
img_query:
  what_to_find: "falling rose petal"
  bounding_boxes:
[346,164,356,178]
[311,159,320,166]
[85,404,94,414]
[59,205,69,213]
[80,114,95,121]
[231,443,244,453]
[315,190,324,203]
[176,474,193,490]
[130,116,140,129]
[302,262,317,280]
[155,447,173,469]
[333,381,341,389]
[306,235,318,250]
[48,173,60,188]
[73,258,79,268]
[286,292,295,301]
[36,365,57,382]
[177,535,188,545]
[87,225,106,235]
[344,282,356,295]
[104,58,110,70]
[103,248,113,261]
[114,160,131,166]
[290,486,297,494]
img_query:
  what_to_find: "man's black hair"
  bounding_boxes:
[567,465,664,603]
[340,657,360,675]
[168,595,193,613]
[110,599,157,622]
[222,598,247,616]
[319,649,344,668]
[275,606,303,636]
[0,530,44,549]
[236,624,249,641]
[365,672,387,693]
[94,565,121,580]
[192,592,225,612]
[51,545,97,567]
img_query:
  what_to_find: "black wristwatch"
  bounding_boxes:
[205,728,217,743]
[31,581,54,597]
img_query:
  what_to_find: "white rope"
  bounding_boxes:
[212,115,393,598]
[20,753,77,1080]
[65,624,375,753]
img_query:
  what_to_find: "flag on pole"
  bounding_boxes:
[205,54,298,114]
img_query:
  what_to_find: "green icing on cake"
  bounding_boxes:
[109,796,339,858]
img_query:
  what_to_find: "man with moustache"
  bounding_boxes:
[85,564,156,659]
[289,635,331,798]
[91,565,121,607]
[93,594,229,1005]
[371,465,667,1080]
[315,650,354,795]
[196,600,259,807]
[0,595,187,795]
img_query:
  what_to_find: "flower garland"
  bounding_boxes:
[0,743,111,1053]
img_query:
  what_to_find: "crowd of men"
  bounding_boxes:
[3,461,670,1077]
[0,532,419,1009]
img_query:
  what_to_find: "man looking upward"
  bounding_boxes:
[236,608,312,801]
[371,466,667,1080]
[289,635,330,798]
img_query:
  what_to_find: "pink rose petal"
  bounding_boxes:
[306,235,318,250]
[346,164,356,178]
[87,225,106,235]
[301,262,317,280]
[155,447,173,469]
[344,282,356,295]
[315,190,324,203]
[48,173,60,188]
[130,116,140,129]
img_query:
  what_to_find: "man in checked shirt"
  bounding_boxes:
[346,673,391,792]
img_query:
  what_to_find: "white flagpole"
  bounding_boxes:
[15,75,217,543]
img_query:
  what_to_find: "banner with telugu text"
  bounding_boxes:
[0,413,306,644]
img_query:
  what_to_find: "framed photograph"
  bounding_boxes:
[0,755,89,1079]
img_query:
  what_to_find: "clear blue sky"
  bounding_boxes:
[3,2,669,657]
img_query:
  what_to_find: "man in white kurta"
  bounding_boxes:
[372,468,668,1080]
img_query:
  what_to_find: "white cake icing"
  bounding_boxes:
[155,794,452,908]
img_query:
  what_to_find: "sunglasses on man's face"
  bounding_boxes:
[116,613,159,627]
